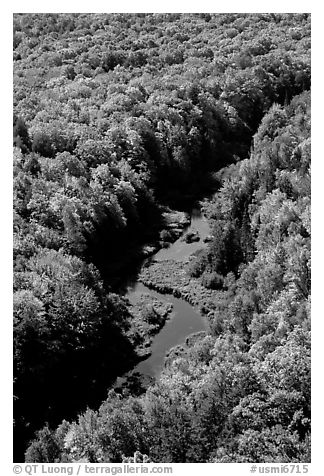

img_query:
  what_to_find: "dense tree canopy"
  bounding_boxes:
[13,13,310,463]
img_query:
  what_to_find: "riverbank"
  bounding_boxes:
[105,207,191,291]
[141,208,191,256]
[139,258,218,316]
[127,292,174,359]
[119,205,216,387]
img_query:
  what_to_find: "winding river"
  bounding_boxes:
[125,206,211,378]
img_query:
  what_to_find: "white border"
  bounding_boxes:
[3,3,322,474]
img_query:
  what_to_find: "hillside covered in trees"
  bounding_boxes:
[13,13,310,463]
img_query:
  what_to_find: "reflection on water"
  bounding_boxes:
[125,206,211,378]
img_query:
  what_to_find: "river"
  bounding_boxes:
[124,206,211,378]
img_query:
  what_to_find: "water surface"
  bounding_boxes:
[125,206,211,378]
[153,207,211,262]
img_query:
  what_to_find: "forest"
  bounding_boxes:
[13,13,311,463]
